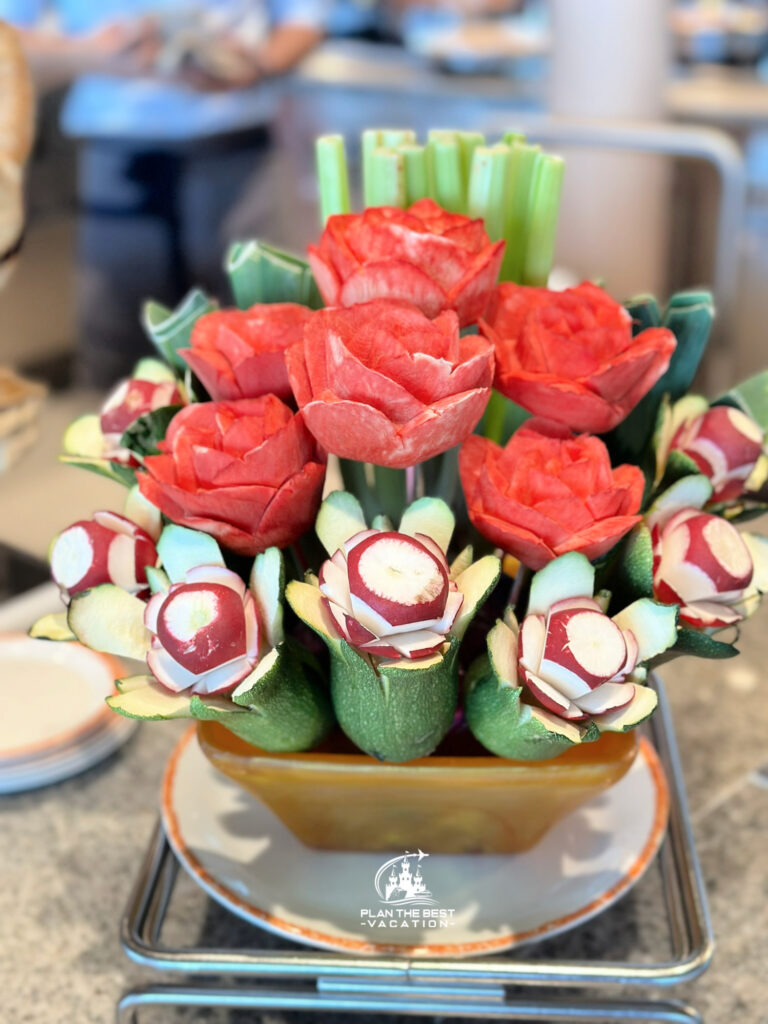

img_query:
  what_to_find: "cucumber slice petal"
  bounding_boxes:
[250,546,284,648]
[399,497,455,553]
[108,675,192,719]
[612,599,678,663]
[453,555,501,639]
[157,524,224,583]
[29,612,75,642]
[316,491,367,557]
[68,584,150,660]
[527,552,595,616]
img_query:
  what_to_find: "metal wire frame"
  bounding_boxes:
[116,678,714,1021]
[479,116,745,341]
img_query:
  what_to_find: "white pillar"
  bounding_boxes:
[549,0,670,299]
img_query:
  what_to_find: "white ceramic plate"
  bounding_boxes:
[0,711,138,794]
[161,729,669,958]
[0,633,124,763]
[0,581,61,634]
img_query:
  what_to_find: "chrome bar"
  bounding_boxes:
[116,985,702,1023]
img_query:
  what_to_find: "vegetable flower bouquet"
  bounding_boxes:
[33,128,768,853]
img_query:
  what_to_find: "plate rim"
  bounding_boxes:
[0,632,122,763]
[0,712,138,793]
[161,726,670,958]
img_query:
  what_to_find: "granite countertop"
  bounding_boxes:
[1,396,768,1023]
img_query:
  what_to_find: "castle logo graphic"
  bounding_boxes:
[374,849,438,907]
[360,850,456,931]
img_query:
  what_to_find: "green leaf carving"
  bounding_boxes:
[614,525,655,602]
[607,290,715,462]
[329,636,460,762]
[226,240,323,309]
[465,660,592,761]
[142,288,218,371]
[197,641,334,752]
[120,406,182,460]
[717,368,768,430]
[670,626,739,660]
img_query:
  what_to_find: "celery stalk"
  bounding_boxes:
[503,131,526,147]
[483,391,509,445]
[381,129,416,149]
[458,131,485,192]
[522,155,565,287]
[428,131,465,214]
[501,142,541,283]
[315,135,351,224]
[368,148,406,208]
[362,129,383,207]
[401,144,431,206]
[467,144,509,242]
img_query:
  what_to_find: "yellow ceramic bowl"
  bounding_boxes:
[198,722,639,855]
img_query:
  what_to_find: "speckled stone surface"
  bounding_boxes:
[2,404,768,1023]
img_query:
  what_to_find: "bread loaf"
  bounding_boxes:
[0,20,34,283]
[0,23,43,472]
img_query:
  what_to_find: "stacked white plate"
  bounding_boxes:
[0,587,137,793]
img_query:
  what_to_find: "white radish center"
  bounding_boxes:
[356,538,445,607]
[702,517,752,579]
[51,526,94,587]
[163,589,220,642]
[565,612,627,679]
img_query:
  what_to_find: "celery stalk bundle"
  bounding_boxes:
[315,128,564,288]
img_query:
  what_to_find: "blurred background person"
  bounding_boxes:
[1,1,328,385]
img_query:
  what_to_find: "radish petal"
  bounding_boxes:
[518,613,546,674]
[575,682,634,715]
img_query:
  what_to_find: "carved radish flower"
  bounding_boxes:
[670,406,764,503]
[50,511,158,601]
[519,597,642,723]
[47,525,334,753]
[287,491,501,762]
[144,566,260,695]
[652,509,755,629]
[61,358,183,481]
[319,530,463,660]
[100,376,182,452]
[465,553,678,760]
[656,395,767,504]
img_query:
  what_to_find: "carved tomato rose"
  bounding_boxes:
[182,304,312,403]
[308,199,505,326]
[483,282,676,433]
[138,396,326,556]
[460,419,644,570]
[286,299,494,468]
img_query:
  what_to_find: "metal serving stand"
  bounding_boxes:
[116,678,714,1022]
